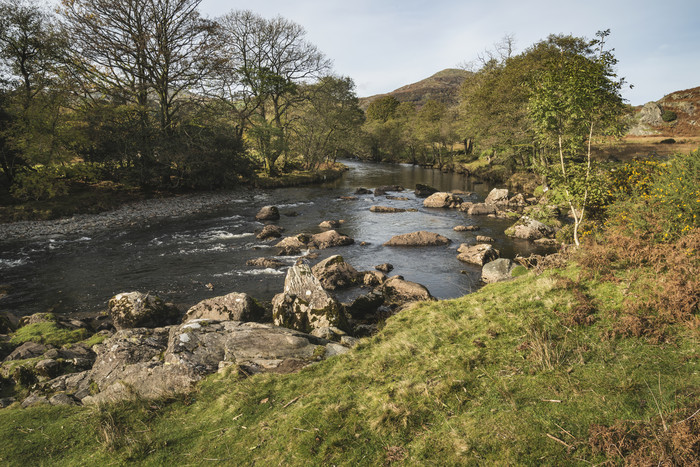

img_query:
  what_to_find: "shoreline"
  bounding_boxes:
[0,165,347,243]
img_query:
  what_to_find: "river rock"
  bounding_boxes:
[454,225,480,232]
[311,255,361,290]
[257,224,284,240]
[379,276,435,308]
[246,257,287,269]
[484,188,510,205]
[423,192,463,208]
[308,230,354,249]
[255,206,280,221]
[384,231,451,247]
[346,291,385,319]
[505,216,556,240]
[271,262,348,333]
[184,292,266,323]
[476,235,495,243]
[375,263,394,273]
[108,292,180,330]
[482,258,517,284]
[467,203,497,215]
[363,270,387,287]
[386,196,409,201]
[275,235,309,256]
[374,185,404,196]
[509,193,527,207]
[319,220,342,229]
[457,244,500,266]
[355,187,372,195]
[415,184,438,197]
[0,312,18,334]
[370,206,414,213]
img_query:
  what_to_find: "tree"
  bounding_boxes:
[0,0,69,185]
[365,95,399,123]
[528,30,626,246]
[288,75,363,169]
[213,10,331,174]
[60,0,216,185]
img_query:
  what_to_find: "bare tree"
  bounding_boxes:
[213,10,332,173]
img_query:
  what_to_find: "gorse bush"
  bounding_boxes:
[608,150,700,242]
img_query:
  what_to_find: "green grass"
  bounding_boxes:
[0,266,697,465]
[9,322,89,348]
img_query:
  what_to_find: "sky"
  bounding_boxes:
[199,0,700,106]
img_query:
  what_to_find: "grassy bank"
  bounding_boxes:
[1,251,697,465]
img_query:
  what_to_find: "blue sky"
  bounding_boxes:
[199,0,700,105]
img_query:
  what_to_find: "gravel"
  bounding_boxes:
[0,191,247,243]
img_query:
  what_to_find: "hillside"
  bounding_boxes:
[359,68,472,110]
[628,86,700,137]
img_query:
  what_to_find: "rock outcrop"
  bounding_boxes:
[384,231,451,247]
[484,188,509,206]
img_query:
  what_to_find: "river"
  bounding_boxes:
[0,160,555,319]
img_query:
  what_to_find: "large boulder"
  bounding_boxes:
[505,216,556,240]
[484,188,510,206]
[184,292,266,323]
[311,255,360,290]
[384,231,451,247]
[271,262,348,333]
[423,192,463,208]
[255,206,280,221]
[379,276,434,309]
[308,230,354,249]
[345,291,385,319]
[481,258,518,284]
[257,224,284,240]
[457,244,500,266]
[108,292,180,330]
[415,184,438,198]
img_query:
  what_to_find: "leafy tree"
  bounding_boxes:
[365,95,399,123]
[0,0,70,186]
[528,30,626,246]
[289,75,364,169]
[214,10,331,174]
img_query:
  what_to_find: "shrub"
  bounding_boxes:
[661,110,677,122]
[10,167,69,201]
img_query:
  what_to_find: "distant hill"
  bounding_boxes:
[359,68,472,110]
[628,86,700,137]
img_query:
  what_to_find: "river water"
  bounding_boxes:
[0,160,554,319]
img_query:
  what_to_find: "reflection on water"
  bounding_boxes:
[0,160,555,318]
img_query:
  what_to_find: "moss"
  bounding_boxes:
[511,265,528,277]
[10,322,88,347]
